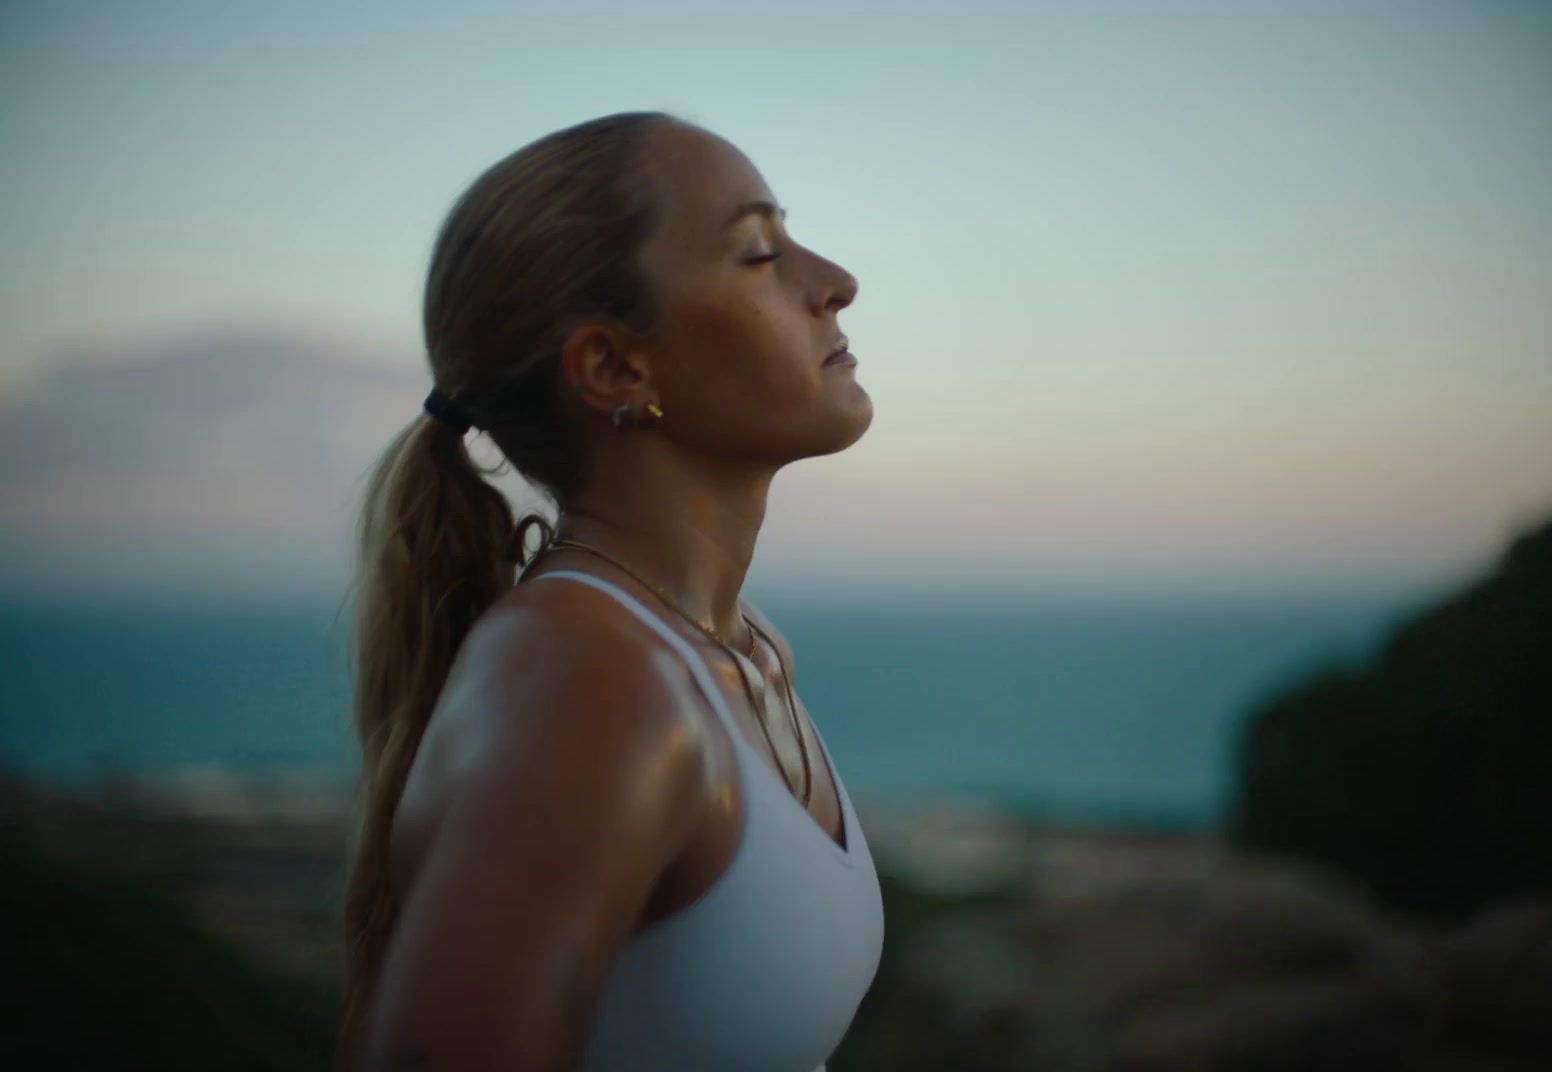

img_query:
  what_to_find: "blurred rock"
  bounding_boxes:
[1437,895,1552,1060]
[876,843,1552,1072]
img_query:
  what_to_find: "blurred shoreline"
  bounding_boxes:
[0,764,1222,982]
[7,764,1549,1070]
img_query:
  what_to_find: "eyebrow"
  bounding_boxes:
[724,200,787,230]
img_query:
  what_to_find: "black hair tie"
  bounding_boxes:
[423,387,477,433]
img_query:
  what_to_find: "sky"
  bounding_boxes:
[1,0,1548,605]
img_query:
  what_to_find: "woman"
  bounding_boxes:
[341,111,884,1072]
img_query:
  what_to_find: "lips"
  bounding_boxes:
[822,337,851,366]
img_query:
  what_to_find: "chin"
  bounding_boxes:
[843,392,874,444]
[809,392,874,457]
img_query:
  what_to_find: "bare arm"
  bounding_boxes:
[356,601,708,1072]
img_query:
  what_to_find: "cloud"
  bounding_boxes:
[0,323,456,603]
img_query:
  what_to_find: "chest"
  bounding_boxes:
[698,634,842,842]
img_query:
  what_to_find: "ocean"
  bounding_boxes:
[0,589,1424,830]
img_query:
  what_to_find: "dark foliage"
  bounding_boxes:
[0,826,337,1070]
[1226,514,1552,920]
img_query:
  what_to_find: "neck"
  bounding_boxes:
[547,440,776,642]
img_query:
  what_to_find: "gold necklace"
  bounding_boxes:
[535,536,813,807]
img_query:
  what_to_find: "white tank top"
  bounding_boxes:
[524,570,885,1072]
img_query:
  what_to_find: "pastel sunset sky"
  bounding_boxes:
[1,0,1548,605]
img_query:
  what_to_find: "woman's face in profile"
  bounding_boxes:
[633,121,872,463]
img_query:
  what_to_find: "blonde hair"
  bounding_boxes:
[336,109,680,1067]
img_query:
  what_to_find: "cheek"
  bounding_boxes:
[661,274,812,404]
[681,292,790,374]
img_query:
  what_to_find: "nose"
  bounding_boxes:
[818,260,858,315]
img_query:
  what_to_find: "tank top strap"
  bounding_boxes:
[523,569,743,735]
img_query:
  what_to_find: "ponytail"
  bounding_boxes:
[335,414,517,1065]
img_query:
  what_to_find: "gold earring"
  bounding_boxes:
[644,402,664,422]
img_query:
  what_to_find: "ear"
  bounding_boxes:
[560,323,656,412]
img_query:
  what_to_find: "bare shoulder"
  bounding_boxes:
[366,579,714,1066]
[459,574,701,731]
[391,575,710,896]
